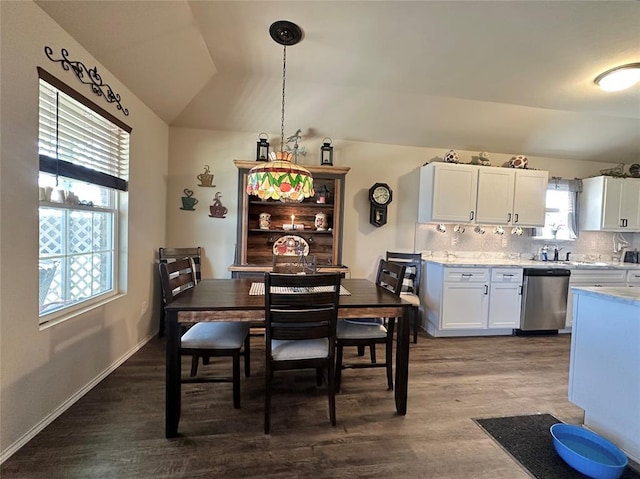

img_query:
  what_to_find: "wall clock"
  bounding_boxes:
[369,183,392,227]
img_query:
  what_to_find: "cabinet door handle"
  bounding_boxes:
[484,284,488,295]
[514,213,519,223]
[461,273,473,277]
[507,213,512,223]
[624,219,628,227]
[503,273,514,277]
[469,211,475,221]
[519,285,523,295]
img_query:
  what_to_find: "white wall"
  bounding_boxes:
[168,129,631,280]
[0,1,168,461]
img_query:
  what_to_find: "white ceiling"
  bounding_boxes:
[36,0,640,163]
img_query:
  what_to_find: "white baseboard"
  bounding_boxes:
[0,333,155,464]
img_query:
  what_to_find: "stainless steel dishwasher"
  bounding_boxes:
[517,268,571,334]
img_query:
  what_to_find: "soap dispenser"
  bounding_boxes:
[541,245,548,262]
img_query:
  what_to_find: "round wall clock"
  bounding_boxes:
[368,183,392,227]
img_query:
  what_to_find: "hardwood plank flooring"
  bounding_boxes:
[1,333,587,478]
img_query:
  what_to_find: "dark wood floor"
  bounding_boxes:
[2,332,589,478]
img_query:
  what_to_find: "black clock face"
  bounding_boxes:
[371,185,391,205]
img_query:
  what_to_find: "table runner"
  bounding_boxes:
[249,282,351,296]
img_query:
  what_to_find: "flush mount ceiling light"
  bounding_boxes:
[594,62,640,92]
[246,20,314,203]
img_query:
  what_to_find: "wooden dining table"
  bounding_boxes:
[164,278,411,438]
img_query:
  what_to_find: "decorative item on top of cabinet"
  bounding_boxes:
[230,160,350,277]
[256,133,270,161]
[470,151,491,166]
[196,165,215,187]
[208,192,228,218]
[629,163,640,178]
[443,149,459,163]
[180,189,198,211]
[320,138,334,165]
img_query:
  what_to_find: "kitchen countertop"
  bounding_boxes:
[572,286,640,305]
[423,257,640,270]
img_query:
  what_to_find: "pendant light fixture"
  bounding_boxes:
[246,21,314,202]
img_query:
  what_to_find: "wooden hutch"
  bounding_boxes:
[229,160,350,278]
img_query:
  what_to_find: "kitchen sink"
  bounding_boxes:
[570,261,609,266]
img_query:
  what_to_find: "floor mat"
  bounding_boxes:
[474,413,639,479]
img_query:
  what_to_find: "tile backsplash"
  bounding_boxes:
[414,223,640,262]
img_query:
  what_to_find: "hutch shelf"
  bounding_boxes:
[229,160,350,279]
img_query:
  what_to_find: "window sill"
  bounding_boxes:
[39,292,126,330]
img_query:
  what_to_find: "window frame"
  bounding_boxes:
[533,180,580,242]
[37,68,130,325]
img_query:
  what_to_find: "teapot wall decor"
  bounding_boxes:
[208,192,228,218]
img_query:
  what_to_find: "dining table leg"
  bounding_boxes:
[165,311,181,438]
[394,306,409,415]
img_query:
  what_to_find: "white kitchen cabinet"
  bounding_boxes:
[475,168,548,226]
[512,169,548,226]
[488,268,523,328]
[475,168,515,225]
[627,269,640,286]
[419,163,547,226]
[423,263,522,336]
[419,163,477,223]
[580,176,640,231]
[565,268,627,327]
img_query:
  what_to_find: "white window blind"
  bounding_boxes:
[37,68,130,190]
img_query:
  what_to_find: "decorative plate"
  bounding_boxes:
[272,235,309,256]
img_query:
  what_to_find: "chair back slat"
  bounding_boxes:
[385,251,422,294]
[159,247,202,281]
[375,259,406,296]
[265,273,341,343]
[159,257,197,304]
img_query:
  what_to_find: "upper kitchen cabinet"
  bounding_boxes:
[229,160,350,278]
[419,162,548,226]
[418,163,477,223]
[580,176,640,231]
[510,169,549,227]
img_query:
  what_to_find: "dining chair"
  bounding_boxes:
[263,271,341,434]
[158,247,202,337]
[386,251,422,343]
[335,259,406,392]
[159,257,251,409]
[272,254,317,274]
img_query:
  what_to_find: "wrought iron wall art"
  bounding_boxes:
[196,165,215,187]
[180,189,198,211]
[44,46,129,116]
[209,192,228,218]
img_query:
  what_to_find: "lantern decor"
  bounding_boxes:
[246,21,314,203]
[320,138,334,166]
[256,133,270,161]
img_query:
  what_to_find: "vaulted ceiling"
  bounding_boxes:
[36,1,640,163]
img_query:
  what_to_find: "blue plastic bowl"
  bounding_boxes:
[550,423,628,479]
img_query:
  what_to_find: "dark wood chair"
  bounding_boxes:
[158,247,202,337]
[386,251,422,344]
[264,272,341,434]
[159,258,251,409]
[335,259,406,392]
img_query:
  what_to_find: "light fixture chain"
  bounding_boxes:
[280,45,287,153]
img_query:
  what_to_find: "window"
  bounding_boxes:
[37,68,130,323]
[534,179,581,241]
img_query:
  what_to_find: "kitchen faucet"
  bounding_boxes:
[553,247,563,262]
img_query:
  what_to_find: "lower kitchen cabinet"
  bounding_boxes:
[488,268,523,328]
[424,264,522,336]
[565,268,627,328]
